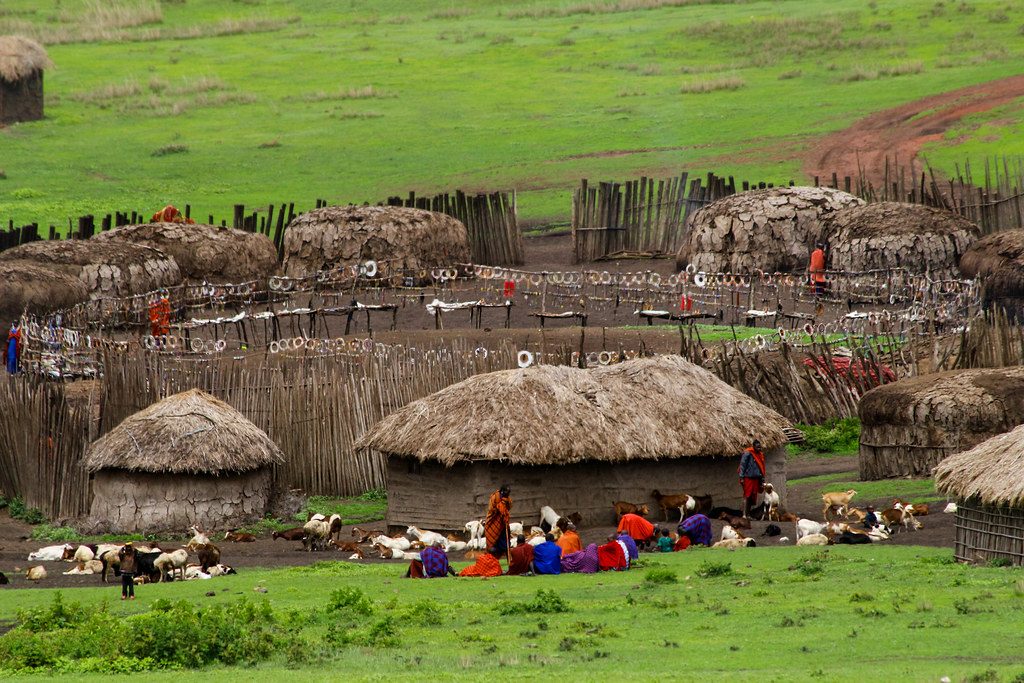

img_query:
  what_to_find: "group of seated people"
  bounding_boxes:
[406,514,715,579]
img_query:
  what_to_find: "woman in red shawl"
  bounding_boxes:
[739,439,766,519]
[597,534,627,571]
[485,485,512,556]
[459,548,503,577]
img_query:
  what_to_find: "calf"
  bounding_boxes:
[716,511,751,529]
[821,490,857,519]
[272,527,306,541]
[224,530,257,543]
[612,501,650,521]
[652,490,695,522]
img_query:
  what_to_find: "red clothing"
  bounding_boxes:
[597,541,627,571]
[459,552,502,577]
[151,205,195,224]
[673,535,691,551]
[148,297,171,337]
[506,543,534,576]
[617,513,655,542]
[556,531,582,555]
[742,477,762,499]
[745,447,766,478]
[809,248,826,283]
[484,490,511,549]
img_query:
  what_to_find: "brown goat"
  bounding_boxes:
[612,501,650,520]
[194,543,221,572]
[272,527,306,541]
[716,511,752,529]
[223,530,257,543]
[652,490,695,521]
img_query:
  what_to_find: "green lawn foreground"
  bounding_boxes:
[2,546,1023,681]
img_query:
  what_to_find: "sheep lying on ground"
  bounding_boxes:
[63,560,104,575]
[712,538,756,549]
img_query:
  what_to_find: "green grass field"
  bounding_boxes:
[2,0,1024,227]
[2,547,1023,680]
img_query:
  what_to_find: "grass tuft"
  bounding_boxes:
[679,76,745,94]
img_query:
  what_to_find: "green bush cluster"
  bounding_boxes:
[696,561,733,578]
[643,568,678,585]
[789,418,861,456]
[1,496,48,525]
[496,589,571,615]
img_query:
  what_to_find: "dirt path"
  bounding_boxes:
[804,74,1024,185]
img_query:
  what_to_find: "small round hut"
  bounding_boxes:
[0,239,181,299]
[282,205,470,278]
[821,202,979,278]
[676,186,864,273]
[0,36,51,125]
[858,367,1024,480]
[357,355,792,531]
[935,424,1024,566]
[83,389,284,533]
[93,222,278,283]
[960,230,1024,318]
[0,260,89,326]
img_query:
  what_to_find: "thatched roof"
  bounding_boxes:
[935,423,1024,506]
[357,355,790,466]
[960,230,1024,299]
[0,36,51,82]
[0,239,181,299]
[93,223,278,283]
[84,389,284,475]
[822,202,979,277]
[0,260,89,326]
[676,186,864,273]
[282,205,470,278]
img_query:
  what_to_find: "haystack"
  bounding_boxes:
[960,230,1024,317]
[676,186,864,273]
[93,223,278,283]
[83,389,284,533]
[282,205,470,278]
[858,367,1024,480]
[935,424,1024,565]
[357,355,791,530]
[822,202,979,277]
[0,239,181,299]
[0,260,89,326]
[0,36,50,125]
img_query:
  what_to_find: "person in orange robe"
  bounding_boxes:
[459,549,503,577]
[617,513,655,548]
[150,205,195,224]
[809,242,827,296]
[484,485,512,556]
[556,524,582,555]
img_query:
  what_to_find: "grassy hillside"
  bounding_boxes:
[1,0,1023,227]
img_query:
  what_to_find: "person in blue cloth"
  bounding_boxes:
[531,533,562,575]
[6,323,20,374]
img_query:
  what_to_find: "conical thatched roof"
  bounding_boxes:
[282,205,470,278]
[935,423,1024,506]
[822,202,979,277]
[84,389,284,475]
[0,36,51,82]
[960,230,1024,299]
[676,186,864,273]
[0,260,89,326]
[357,355,790,466]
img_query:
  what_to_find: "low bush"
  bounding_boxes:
[31,524,83,542]
[8,497,47,524]
[327,587,375,616]
[643,568,678,585]
[696,561,733,578]
[789,418,860,456]
[496,589,570,615]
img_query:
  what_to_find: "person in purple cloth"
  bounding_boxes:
[405,540,456,578]
[678,513,713,547]
[560,543,600,574]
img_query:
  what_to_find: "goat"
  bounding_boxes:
[155,549,189,582]
[716,511,751,529]
[796,533,831,546]
[370,534,412,551]
[846,508,868,523]
[223,530,257,543]
[762,524,782,537]
[63,559,104,575]
[193,543,221,572]
[652,490,695,521]
[351,527,380,543]
[821,490,857,519]
[612,501,650,521]
[943,502,958,514]
[709,506,744,519]
[407,525,447,546]
[777,511,799,523]
[331,540,362,553]
[539,505,562,531]
[207,564,236,577]
[272,528,306,541]
[27,544,74,562]
[721,525,746,541]
[72,544,97,564]
[187,525,210,547]
[465,520,484,542]
[762,483,781,521]
[712,538,756,549]
[26,566,47,581]
[834,531,871,545]
[304,514,341,551]
[373,544,420,561]
[796,518,827,540]
[509,522,524,537]
[444,540,468,553]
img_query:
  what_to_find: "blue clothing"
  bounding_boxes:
[532,541,562,575]
[739,449,765,479]
[616,533,639,561]
[6,337,17,374]
[679,514,713,547]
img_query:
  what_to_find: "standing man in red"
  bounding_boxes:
[739,439,766,519]
[485,484,512,563]
[808,242,827,296]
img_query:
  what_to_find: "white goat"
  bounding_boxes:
[63,560,103,575]
[465,520,484,542]
[155,549,189,581]
[712,538,755,549]
[444,540,468,552]
[407,526,447,546]
[944,502,958,514]
[721,525,745,541]
[509,522,524,536]
[72,545,96,564]
[27,544,74,562]
[762,483,781,521]
[796,533,830,546]
[371,534,412,551]
[539,506,561,530]
[796,518,827,540]
[187,525,210,547]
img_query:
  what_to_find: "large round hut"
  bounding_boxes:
[83,389,284,533]
[0,36,51,125]
[282,205,470,278]
[0,260,89,326]
[858,367,1024,480]
[357,355,791,531]
[93,222,278,283]
[821,202,979,278]
[676,186,864,273]
[0,239,181,299]
[960,230,1024,318]
[935,424,1024,566]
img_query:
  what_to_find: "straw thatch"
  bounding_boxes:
[822,202,979,277]
[0,260,89,326]
[84,389,284,475]
[0,239,181,299]
[960,229,1024,303]
[858,367,1024,479]
[935,423,1024,507]
[358,355,790,466]
[93,222,278,282]
[0,36,51,82]
[282,205,470,278]
[676,186,864,273]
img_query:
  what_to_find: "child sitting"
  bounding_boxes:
[657,528,674,552]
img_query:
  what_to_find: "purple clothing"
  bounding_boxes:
[533,541,562,575]
[560,543,600,574]
[679,514,712,547]
[616,533,639,561]
[420,546,451,578]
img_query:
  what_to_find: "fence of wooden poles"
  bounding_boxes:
[953,499,1024,566]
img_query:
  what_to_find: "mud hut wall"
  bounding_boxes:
[0,72,43,124]
[386,449,786,532]
[88,469,272,533]
[953,499,1024,566]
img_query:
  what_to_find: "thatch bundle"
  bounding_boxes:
[960,229,1024,306]
[282,205,470,278]
[676,186,863,273]
[84,389,284,475]
[0,260,89,325]
[0,36,51,82]
[0,239,181,299]
[93,223,278,282]
[822,202,979,277]
[935,423,1024,507]
[358,355,790,466]
[858,367,1024,479]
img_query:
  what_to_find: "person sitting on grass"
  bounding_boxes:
[616,531,639,562]
[560,543,600,574]
[597,534,628,571]
[405,541,456,578]
[507,535,534,576]
[864,505,879,529]
[531,534,562,575]
[556,523,582,555]
[617,512,656,550]
[459,547,503,577]
[678,513,712,547]
[657,528,674,552]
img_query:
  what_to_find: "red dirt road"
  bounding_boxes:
[804,74,1024,185]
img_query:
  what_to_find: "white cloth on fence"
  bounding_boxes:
[425,299,482,316]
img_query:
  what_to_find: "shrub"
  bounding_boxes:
[987,556,1012,568]
[150,144,188,157]
[336,616,401,648]
[402,598,446,626]
[792,418,860,455]
[695,561,732,578]
[496,589,570,615]
[16,593,87,633]
[644,568,678,585]
[31,524,83,542]
[327,587,375,616]
[679,76,745,94]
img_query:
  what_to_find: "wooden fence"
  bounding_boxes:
[954,499,1024,566]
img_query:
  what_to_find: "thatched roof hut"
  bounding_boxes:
[676,186,864,273]
[84,389,284,532]
[0,36,50,124]
[0,239,181,299]
[935,424,1024,565]
[282,205,470,278]
[960,230,1024,317]
[358,355,791,530]
[93,222,278,283]
[858,367,1024,480]
[0,260,89,326]
[821,202,979,277]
